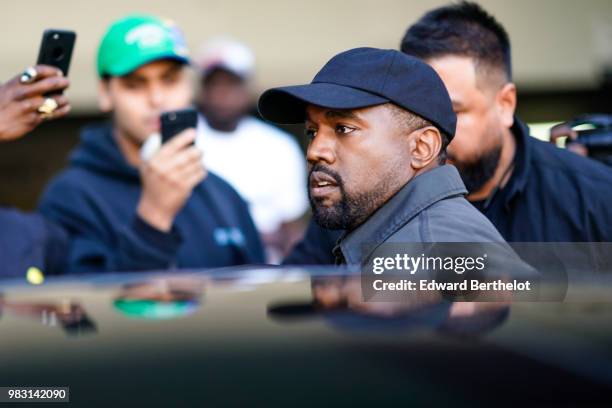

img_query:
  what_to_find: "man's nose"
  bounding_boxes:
[306,129,336,166]
[147,84,165,109]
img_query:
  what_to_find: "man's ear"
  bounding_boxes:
[410,126,442,169]
[98,80,113,112]
[496,82,516,129]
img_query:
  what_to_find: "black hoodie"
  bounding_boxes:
[39,123,264,273]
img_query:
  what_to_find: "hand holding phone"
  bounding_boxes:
[138,128,206,232]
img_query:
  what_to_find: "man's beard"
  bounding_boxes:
[307,164,393,231]
[450,144,502,194]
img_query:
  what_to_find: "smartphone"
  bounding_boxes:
[36,29,76,95]
[161,108,198,144]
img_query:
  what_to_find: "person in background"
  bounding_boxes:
[195,37,309,263]
[0,65,71,278]
[39,15,264,274]
[401,1,612,241]
[287,1,612,264]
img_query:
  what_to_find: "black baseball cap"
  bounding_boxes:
[258,47,456,139]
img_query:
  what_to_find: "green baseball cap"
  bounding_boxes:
[97,14,190,77]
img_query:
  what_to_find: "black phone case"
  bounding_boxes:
[161,109,198,143]
[36,29,76,76]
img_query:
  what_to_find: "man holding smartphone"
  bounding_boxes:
[39,15,264,273]
[0,65,71,278]
[195,38,309,263]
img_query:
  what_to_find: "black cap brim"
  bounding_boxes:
[258,83,389,124]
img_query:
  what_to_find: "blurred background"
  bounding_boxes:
[1,0,611,209]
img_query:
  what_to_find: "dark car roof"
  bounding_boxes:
[1,266,611,407]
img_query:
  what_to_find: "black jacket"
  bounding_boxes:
[475,118,612,242]
[0,209,68,278]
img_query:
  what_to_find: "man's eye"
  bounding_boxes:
[336,125,355,134]
[305,128,317,140]
[162,74,180,85]
[124,80,144,90]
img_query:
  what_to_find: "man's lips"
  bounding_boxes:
[145,117,161,132]
[309,170,339,198]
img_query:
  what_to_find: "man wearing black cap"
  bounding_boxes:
[260,47,505,265]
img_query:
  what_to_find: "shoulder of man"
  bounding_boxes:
[528,136,612,188]
[37,165,107,229]
[524,136,612,220]
[396,195,506,243]
[0,209,66,277]
[40,164,102,202]
[0,208,48,243]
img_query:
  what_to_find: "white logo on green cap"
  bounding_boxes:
[125,24,167,48]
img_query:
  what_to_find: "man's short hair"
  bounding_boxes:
[386,103,449,164]
[400,1,511,84]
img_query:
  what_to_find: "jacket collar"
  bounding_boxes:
[334,164,467,265]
